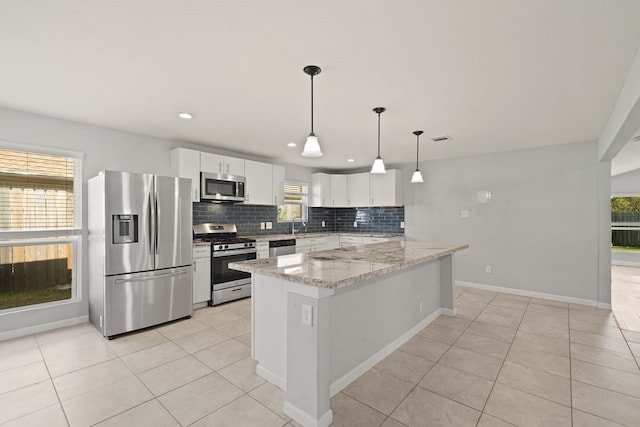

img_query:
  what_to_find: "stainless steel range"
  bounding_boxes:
[193,223,256,305]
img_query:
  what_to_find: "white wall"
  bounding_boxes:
[404,141,611,305]
[612,168,640,195]
[0,107,313,336]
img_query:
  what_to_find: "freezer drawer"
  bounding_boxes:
[103,267,193,338]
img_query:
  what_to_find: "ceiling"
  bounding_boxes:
[1,1,640,172]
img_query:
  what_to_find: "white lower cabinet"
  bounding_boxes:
[295,236,338,253]
[192,245,211,304]
[257,241,269,259]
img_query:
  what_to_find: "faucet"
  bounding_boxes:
[291,216,306,235]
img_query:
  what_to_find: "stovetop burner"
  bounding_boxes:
[193,223,256,250]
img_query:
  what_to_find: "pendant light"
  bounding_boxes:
[370,107,386,174]
[301,65,323,157]
[410,130,424,183]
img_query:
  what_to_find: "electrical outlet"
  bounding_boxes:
[322,221,325,227]
[485,265,492,274]
[353,221,358,228]
[302,304,313,326]
[260,222,265,230]
[266,222,273,230]
[461,210,470,218]
[400,221,405,229]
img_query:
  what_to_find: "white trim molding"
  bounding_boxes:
[283,402,332,427]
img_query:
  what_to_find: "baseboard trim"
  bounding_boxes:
[256,364,286,391]
[456,281,601,307]
[611,260,640,267]
[597,302,612,310]
[329,308,442,397]
[283,402,333,427]
[0,315,89,342]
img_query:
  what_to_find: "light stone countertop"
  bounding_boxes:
[250,232,404,242]
[229,241,468,289]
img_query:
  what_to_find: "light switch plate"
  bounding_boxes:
[400,221,405,229]
[260,222,265,230]
[461,210,470,218]
[353,221,358,228]
[266,222,273,230]
[321,221,325,227]
[302,304,313,326]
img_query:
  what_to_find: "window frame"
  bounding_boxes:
[277,180,309,223]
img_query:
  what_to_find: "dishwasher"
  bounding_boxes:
[269,239,296,256]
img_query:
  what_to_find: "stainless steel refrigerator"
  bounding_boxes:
[88,170,193,338]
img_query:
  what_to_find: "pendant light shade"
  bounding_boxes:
[301,65,323,157]
[370,107,387,174]
[410,130,424,183]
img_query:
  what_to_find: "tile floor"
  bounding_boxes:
[1,287,640,426]
[612,265,640,332]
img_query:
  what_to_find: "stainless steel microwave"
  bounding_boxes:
[200,172,246,202]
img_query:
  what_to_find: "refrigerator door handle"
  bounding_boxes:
[114,270,187,284]
[148,192,155,256]
[154,193,159,255]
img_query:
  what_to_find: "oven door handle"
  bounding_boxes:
[213,249,257,257]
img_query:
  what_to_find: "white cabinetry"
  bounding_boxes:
[272,165,285,206]
[200,153,245,176]
[244,160,274,205]
[339,235,363,247]
[192,245,211,304]
[310,173,331,207]
[331,175,348,207]
[324,236,340,250]
[257,241,269,259]
[348,173,370,207]
[170,148,201,202]
[370,169,403,206]
[296,236,338,253]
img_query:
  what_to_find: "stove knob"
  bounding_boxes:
[218,245,223,250]
[244,243,249,247]
[224,245,229,249]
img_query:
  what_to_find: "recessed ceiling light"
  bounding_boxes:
[431,135,451,142]
[178,112,194,120]
[347,159,355,162]
[287,142,297,147]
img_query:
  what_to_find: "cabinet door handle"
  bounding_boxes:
[226,163,229,173]
[193,260,196,272]
[274,196,277,204]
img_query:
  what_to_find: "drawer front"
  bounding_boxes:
[213,283,251,304]
[193,246,211,258]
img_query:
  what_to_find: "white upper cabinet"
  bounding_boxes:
[272,165,285,206]
[170,148,201,202]
[330,175,348,207]
[370,169,403,206]
[310,173,331,207]
[200,153,245,176]
[244,160,274,205]
[347,173,370,207]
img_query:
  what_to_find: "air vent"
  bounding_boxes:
[431,135,451,142]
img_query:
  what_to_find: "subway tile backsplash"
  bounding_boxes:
[192,203,404,236]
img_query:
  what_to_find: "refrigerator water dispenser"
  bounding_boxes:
[112,214,138,244]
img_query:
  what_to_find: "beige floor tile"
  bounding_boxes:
[522,310,568,327]
[375,349,434,384]
[572,409,625,427]
[0,360,49,395]
[490,295,529,311]
[329,393,387,427]
[570,343,639,374]
[35,323,98,345]
[570,309,618,327]
[159,372,243,426]
[418,323,463,345]
[483,304,525,320]
[194,339,251,371]
[191,395,286,427]
[628,341,640,357]
[121,341,188,374]
[475,311,521,330]
[107,329,169,357]
[477,414,517,426]
[438,346,503,381]
[622,329,640,343]
[455,299,488,312]
[225,304,252,318]
[0,335,43,373]
[570,330,631,354]
[53,358,134,401]
[196,310,244,328]
[572,359,640,398]
[391,386,480,426]
[454,331,510,359]
[529,298,568,309]
[496,361,570,406]
[249,382,290,420]
[213,317,252,337]
[456,305,485,320]
[1,403,68,427]
[380,417,407,427]
[506,344,570,378]
[172,327,231,354]
[431,314,472,331]
[156,318,209,340]
[512,331,569,357]
[399,335,450,362]
[0,380,59,424]
[137,355,212,396]
[38,329,105,359]
[62,376,153,426]
[571,320,624,339]
[457,292,494,305]
[419,363,493,410]
[466,320,517,343]
[519,318,570,340]
[45,342,117,377]
[526,303,568,318]
[95,399,179,427]
[236,332,252,346]
[218,357,266,392]
[342,368,413,415]
[572,380,640,426]
[484,383,571,427]
[463,287,497,300]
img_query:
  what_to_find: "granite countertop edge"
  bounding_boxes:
[229,242,468,289]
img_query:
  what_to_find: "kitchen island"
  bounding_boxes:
[229,241,468,427]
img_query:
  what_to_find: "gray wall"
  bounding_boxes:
[0,107,313,335]
[403,141,611,304]
[612,168,640,195]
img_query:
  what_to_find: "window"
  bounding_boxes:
[0,146,82,311]
[278,182,308,222]
[611,196,640,251]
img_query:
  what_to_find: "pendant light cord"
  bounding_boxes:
[310,75,314,133]
[377,112,381,157]
[416,135,420,169]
